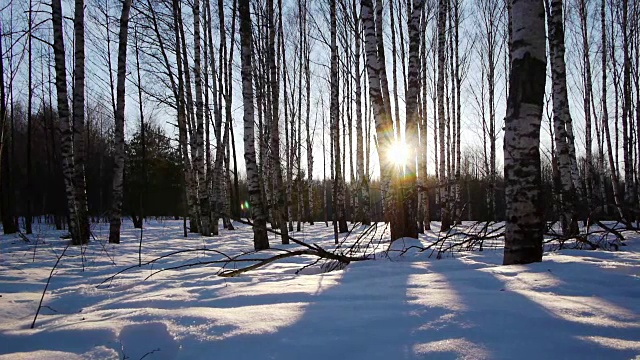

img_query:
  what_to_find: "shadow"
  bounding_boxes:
[104,248,637,359]
[407,253,640,359]
[0,328,116,355]
[180,259,422,359]
[120,322,179,360]
[3,221,638,359]
[541,251,640,308]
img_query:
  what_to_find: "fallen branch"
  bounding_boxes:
[218,250,313,277]
[98,248,234,288]
[31,243,69,329]
[17,230,31,243]
[100,217,376,284]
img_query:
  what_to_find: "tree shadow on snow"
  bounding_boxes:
[200,259,424,360]
[406,253,640,359]
[199,249,640,360]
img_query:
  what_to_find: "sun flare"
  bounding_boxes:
[387,141,409,167]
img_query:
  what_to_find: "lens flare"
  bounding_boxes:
[387,141,409,167]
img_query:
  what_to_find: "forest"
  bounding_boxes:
[2,0,639,263]
[1,0,640,358]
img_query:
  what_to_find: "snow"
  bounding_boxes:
[1,220,639,359]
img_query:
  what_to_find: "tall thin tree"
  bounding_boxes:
[503,0,546,265]
[239,0,269,250]
[109,0,133,244]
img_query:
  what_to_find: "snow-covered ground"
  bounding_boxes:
[0,220,639,360]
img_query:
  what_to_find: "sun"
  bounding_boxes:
[387,141,409,167]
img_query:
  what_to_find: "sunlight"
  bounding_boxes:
[387,141,410,167]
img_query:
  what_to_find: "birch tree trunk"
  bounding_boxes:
[375,0,393,130]
[267,0,289,244]
[174,2,200,234]
[353,0,371,225]
[170,0,196,236]
[72,0,90,245]
[547,0,579,237]
[239,0,269,250]
[622,0,635,213]
[134,28,147,237]
[400,0,423,239]
[209,0,226,234]
[362,0,397,235]
[26,0,33,235]
[282,31,294,232]
[203,0,212,232]
[304,5,314,226]
[578,0,594,206]
[503,0,546,265]
[600,0,624,219]
[389,0,401,139]
[51,0,81,243]
[297,43,303,231]
[108,0,133,244]
[227,0,240,220]
[178,6,202,233]
[332,0,348,234]
[420,3,431,230]
[192,0,211,236]
[437,0,452,231]
[453,0,462,225]
[476,0,501,220]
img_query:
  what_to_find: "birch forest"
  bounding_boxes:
[2,0,640,265]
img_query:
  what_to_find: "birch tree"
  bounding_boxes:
[475,0,503,220]
[193,0,212,236]
[362,0,403,238]
[332,0,348,234]
[26,0,33,234]
[621,0,635,212]
[419,1,431,230]
[268,0,289,243]
[109,0,133,244]
[437,0,452,230]
[72,0,91,243]
[600,0,624,219]
[51,0,84,244]
[400,0,423,239]
[239,0,269,250]
[577,0,594,205]
[546,0,580,236]
[503,0,546,265]
[303,1,314,226]
[353,0,371,225]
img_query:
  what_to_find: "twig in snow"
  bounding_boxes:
[139,348,161,360]
[31,243,69,329]
[17,230,31,243]
[98,248,235,288]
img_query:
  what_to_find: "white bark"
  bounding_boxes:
[547,0,579,236]
[51,0,81,243]
[503,0,546,265]
[239,0,269,250]
[193,0,211,236]
[109,0,133,244]
[353,0,371,225]
[437,0,452,230]
[332,0,348,234]
[72,0,90,244]
[362,0,396,230]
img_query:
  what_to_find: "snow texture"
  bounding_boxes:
[1,220,639,359]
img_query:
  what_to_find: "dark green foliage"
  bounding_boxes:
[124,123,184,218]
